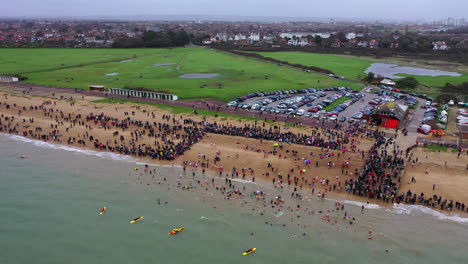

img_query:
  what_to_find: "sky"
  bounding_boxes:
[2,0,467,21]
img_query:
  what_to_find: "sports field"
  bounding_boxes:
[0,48,358,101]
[250,51,468,89]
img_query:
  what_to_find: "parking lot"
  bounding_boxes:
[227,86,426,126]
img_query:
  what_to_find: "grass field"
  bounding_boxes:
[323,96,352,111]
[250,51,468,93]
[0,48,359,101]
[249,51,372,81]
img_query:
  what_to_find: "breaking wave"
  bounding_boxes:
[392,203,468,224]
[3,133,179,169]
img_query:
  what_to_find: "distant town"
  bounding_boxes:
[0,17,467,53]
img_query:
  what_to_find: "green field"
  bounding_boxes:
[0,48,360,101]
[250,51,468,92]
[323,96,352,111]
[249,51,372,81]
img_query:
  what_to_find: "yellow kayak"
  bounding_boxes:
[130,216,143,224]
[168,227,185,235]
[242,248,256,256]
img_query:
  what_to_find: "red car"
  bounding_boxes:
[308,107,319,112]
[417,128,430,135]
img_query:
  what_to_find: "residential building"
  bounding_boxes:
[432,41,448,50]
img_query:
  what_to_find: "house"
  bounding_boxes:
[331,38,342,48]
[369,39,379,48]
[287,39,298,46]
[234,34,246,41]
[370,102,408,129]
[84,37,96,43]
[299,38,310,46]
[432,41,448,50]
[249,33,260,43]
[357,41,368,48]
[346,39,358,47]
[215,33,228,42]
[390,40,399,49]
[345,33,356,40]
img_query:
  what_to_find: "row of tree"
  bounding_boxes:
[112,30,192,48]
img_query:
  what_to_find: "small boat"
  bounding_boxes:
[99,207,107,215]
[168,227,185,235]
[242,248,256,256]
[130,216,143,224]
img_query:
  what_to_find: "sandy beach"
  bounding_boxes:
[1,89,467,214]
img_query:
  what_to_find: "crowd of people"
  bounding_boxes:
[0,96,467,214]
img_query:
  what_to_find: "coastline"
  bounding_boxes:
[1,91,467,222]
[3,131,468,224]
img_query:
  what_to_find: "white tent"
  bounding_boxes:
[380,79,396,86]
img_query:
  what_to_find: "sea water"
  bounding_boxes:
[1,133,467,264]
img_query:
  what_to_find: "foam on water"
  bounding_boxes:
[230,178,256,184]
[392,203,468,224]
[3,133,185,169]
[135,161,183,168]
[340,200,380,209]
[5,133,135,162]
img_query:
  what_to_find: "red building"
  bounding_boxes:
[370,102,408,129]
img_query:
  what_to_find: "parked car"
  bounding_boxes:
[423,116,435,122]
[352,112,363,119]
[227,101,238,106]
[338,116,347,122]
[417,125,431,134]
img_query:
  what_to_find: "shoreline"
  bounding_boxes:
[1,91,467,220]
[4,131,468,224]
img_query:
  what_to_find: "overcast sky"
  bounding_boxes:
[2,0,467,21]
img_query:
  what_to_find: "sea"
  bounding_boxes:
[1,133,467,264]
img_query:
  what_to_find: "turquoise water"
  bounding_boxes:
[1,134,467,264]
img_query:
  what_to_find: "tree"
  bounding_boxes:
[336,32,346,43]
[366,72,375,83]
[314,35,322,46]
[174,31,190,46]
[396,77,419,89]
